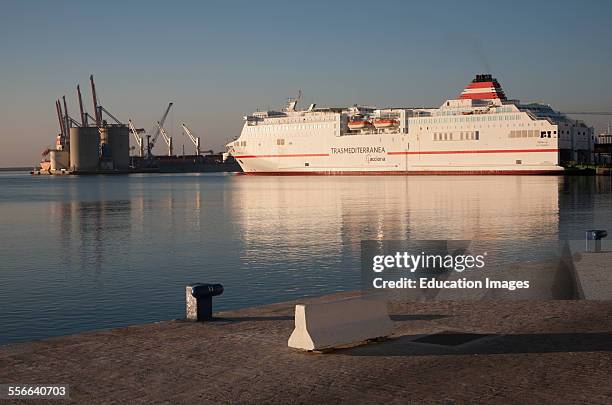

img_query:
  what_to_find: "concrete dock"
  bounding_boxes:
[1,292,610,404]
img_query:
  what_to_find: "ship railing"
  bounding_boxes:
[340,128,402,136]
[523,109,557,125]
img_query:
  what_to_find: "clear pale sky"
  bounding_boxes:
[1,0,611,166]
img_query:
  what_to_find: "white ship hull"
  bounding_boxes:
[233,137,562,175]
[228,75,592,175]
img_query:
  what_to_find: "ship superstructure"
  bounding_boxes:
[226,75,594,174]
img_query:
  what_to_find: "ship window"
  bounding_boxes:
[547,131,551,138]
[305,162,309,167]
[541,131,546,138]
[475,131,479,140]
[516,160,522,165]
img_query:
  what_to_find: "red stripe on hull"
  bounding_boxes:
[387,148,559,155]
[235,149,559,159]
[234,153,329,159]
[238,169,563,176]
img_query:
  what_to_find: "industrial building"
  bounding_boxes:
[33,75,132,175]
[33,75,240,175]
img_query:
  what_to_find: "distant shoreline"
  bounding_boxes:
[0,167,32,172]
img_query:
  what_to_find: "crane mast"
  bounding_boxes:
[148,102,173,157]
[181,123,201,155]
[128,119,145,157]
[156,121,173,156]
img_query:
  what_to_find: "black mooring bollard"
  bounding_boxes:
[186,283,224,321]
[585,230,608,253]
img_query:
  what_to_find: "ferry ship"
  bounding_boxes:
[226,75,594,174]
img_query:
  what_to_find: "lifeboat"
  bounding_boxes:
[372,118,398,129]
[347,120,371,130]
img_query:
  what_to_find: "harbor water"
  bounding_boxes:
[0,172,611,345]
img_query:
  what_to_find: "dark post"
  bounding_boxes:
[186,283,224,321]
[585,230,608,253]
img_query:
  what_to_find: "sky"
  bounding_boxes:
[1,0,611,166]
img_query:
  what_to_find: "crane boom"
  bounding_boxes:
[77,85,87,126]
[128,119,144,157]
[181,123,201,155]
[156,121,173,156]
[56,100,65,138]
[150,102,173,149]
[99,105,123,125]
[90,75,100,126]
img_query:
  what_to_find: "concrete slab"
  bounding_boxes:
[573,251,612,300]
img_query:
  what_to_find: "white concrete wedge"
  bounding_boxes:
[288,297,393,351]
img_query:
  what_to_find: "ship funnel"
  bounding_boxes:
[459,74,507,101]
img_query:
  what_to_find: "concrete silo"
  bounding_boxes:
[49,150,70,172]
[69,127,100,173]
[107,126,130,171]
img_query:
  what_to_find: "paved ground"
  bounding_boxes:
[0,292,610,404]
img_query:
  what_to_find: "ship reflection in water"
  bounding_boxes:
[0,173,610,344]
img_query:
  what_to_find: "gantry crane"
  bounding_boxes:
[148,102,173,158]
[128,119,145,157]
[181,123,201,156]
[156,121,173,156]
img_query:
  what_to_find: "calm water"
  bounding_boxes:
[1,172,611,345]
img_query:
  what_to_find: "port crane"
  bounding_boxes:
[147,102,173,158]
[181,123,202,155]
[128,119,145,157]
[156,121,173,156]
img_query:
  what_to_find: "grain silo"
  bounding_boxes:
[49,150,70,172]
[69,127,100,172]
[107,126,130,170]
